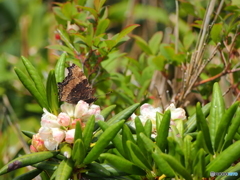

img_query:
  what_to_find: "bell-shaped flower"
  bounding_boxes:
[57,112,71,126]
[39,127,65,150]
[65,129,75,143]
[130,103,162,137]
[44,138,59,151]
[74,100,104,122]
[41,108,60,128]
[166,103,187,137]
[166,103,186,121]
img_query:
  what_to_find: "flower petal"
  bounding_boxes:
[61,103,75,117]
[57,112,71,126]
[65,129,75,143]
[74,100,89,118]
[41,109,60,128]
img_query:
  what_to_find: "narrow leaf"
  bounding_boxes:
[83,120,124,164]
[208,82,225,150]
[55,158,74,180]
[156,110,171,151]
[46,70,59,115]
[116,24,140,43]
[100,153,146,176]
[55,53,67,83]
[14,68,49,109]
[21,56,47,102]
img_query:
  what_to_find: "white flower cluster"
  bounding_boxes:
[30,100,104,152]
[130,103,186,137]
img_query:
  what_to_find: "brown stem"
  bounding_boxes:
[194,67,240,87]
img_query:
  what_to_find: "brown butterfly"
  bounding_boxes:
[58,64,97,104]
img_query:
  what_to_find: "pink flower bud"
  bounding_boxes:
[57,112,71,126]
[30,145,38,152]
[65,129,75,143]
[31,134,48,152]
[71,118,85,129]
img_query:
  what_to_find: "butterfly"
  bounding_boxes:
[58,64,97,104]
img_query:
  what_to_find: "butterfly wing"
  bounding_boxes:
[58,64,97,104]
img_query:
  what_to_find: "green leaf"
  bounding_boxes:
[134,116,146,136]
[104,39,117,50]
[223,107,240,149]
[161,153,192,180]
[214,102,239,152]
[33,161,59,171]
[76,0,87,6]
[148,31,163,55]
[116,24,140,43]
[74,121,83,142]
[160,44,175,60]
[55,158,74,180]
[78,6,98,19]
[21,56,47,102]
[82,116,96,151]
[184,103,211,134]
[209,82,225,151]
[87,163,111,177]
[106,103,140,125]
[0,151,58,175]
[151,55,165,71]
[100,104,116,119]
[59,143,72,159]
[47,45,75,55]
[55,53,67,83]
[83,120,124,164]
[144,119,152,138]
[126,140,152,170]
[196,103,213,154]
[122,124,136,159]
[57,28,77,54]
[183,135,193,171]
[13,169,42,180]
[193,149,205,179]
[132,35,152,55]
[156,110,171,151]
[152,150,175,177]
[94,0,105,12]
[206,141,240,176]
[167,137,177,156]
[95,19,110,36]
[21,130,35,139]
[46,70,59,115]
[98,120,125,157]
[210,23,223,43]
[100,153,146,176]
[139,132,159,153]
[72,139,86,165]
[134,117,151,160]
[14,68,49,109]
[183,32,195,50]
